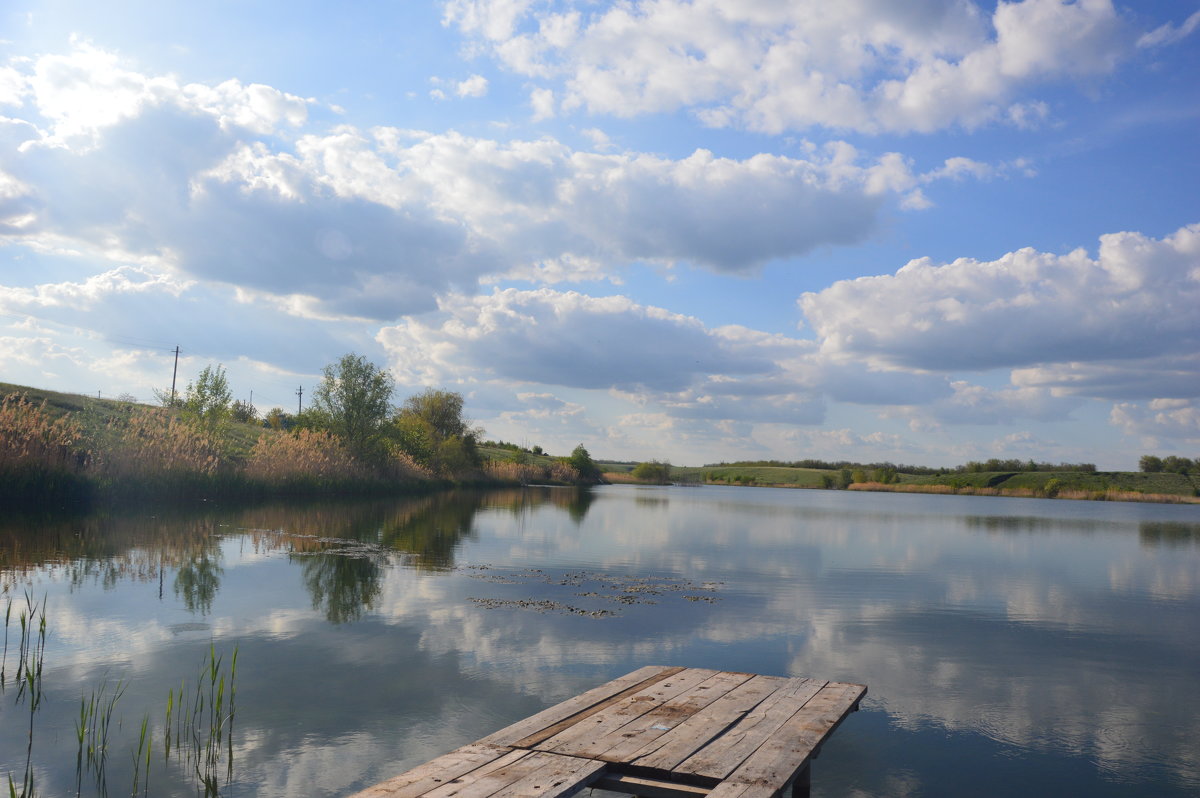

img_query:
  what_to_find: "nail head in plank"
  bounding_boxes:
[420,748,536,798]
[591,671,756,763]
[724,682,866,788]
[481,665,685,748]
[346,744,517,798]
[486,752,607,798]
[677,678,827,780]
[540,668,721,757]
[629,675,785,772]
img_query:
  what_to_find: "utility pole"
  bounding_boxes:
[296,386,303,414]
[170,345,180,405]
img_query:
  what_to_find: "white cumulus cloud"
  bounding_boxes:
[799,223,1200,388]
[445,0,1139,134]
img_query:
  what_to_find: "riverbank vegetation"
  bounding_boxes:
[0,356,602,510]
[5,364,1196,508]
[638,457,1199,503]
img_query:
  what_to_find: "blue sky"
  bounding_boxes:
[1,0,1198,468]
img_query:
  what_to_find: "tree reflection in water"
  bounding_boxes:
[0,487,597,623]
[299,552,382,624]
[174,549,223,615]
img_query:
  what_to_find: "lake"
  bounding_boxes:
[1,485,1198,796]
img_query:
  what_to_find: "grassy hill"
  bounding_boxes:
[672,465,829,487]
[902,470,1197,496]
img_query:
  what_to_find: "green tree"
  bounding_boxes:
[392,388,481,475]
[400,389,471,441]
[183,364,232,427]
[264,408,293,430]
[1161,456,1195,475]
[568,444,602,484]
[631,460,672,484]
[230,399,258,424]
[311,353,395,458]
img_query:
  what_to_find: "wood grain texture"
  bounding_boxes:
[590,671,755,763]
[725,682,866,788]
[675,678,826,780]
[347,744,518,798]
[480,666,684,748]
[351,668,865,798]
[628,675,784,772]
[539,668,720,756]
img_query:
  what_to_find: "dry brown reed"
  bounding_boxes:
[245,430,434,491]
[601,471,640,484]
[0,393,91,504]
[245,429,369,485]
[97,407,223,482]
[483,460,581,485]
[0,393,88,471]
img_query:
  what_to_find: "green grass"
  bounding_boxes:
[904,470,1197,496]
[674,465,830,487]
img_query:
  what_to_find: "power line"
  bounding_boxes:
[0,310,179,352]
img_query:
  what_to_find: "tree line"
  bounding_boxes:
[705,457,1099,475]
[1139,455,1198,474]
[156,353,603,484]
[162,354,484,477]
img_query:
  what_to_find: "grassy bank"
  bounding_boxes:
[0,384,607,509]
[849,481,1200,504]
[654,461,1199,504]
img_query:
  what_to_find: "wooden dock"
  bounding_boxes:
[350,666,866,798]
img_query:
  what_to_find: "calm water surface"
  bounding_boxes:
[1,485,1198,796]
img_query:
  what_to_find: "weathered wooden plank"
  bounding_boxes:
[486,752,607,798]
[419,749,548,798]
[539,668,719,756]
[629,676,786,772]
[703,780,775,798]
[480,666,684,748]
[347,744,517,798]
[593,773,713,798]
[587,671,755,763]
[675,678,826,780]
[724,682,866,789]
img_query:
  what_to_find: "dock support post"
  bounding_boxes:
[788,763,811,798]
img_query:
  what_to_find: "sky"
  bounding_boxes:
[0,0,1198,469]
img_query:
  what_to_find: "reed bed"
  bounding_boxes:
[246,429,372,488]
[0,394,92,505]
[92,407,227,500]
[0,396,442,506]
[483,460,580,485]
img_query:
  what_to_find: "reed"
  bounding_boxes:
[483,460,581,485]
[165,643,238,794]
[0,394,91,506]
[3,592,48,798]
[93,407,226,500]
[245,428,371,487]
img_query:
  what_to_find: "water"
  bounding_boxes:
[1,485,1198,796]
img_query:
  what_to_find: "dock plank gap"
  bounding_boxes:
[350,666,867,798]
